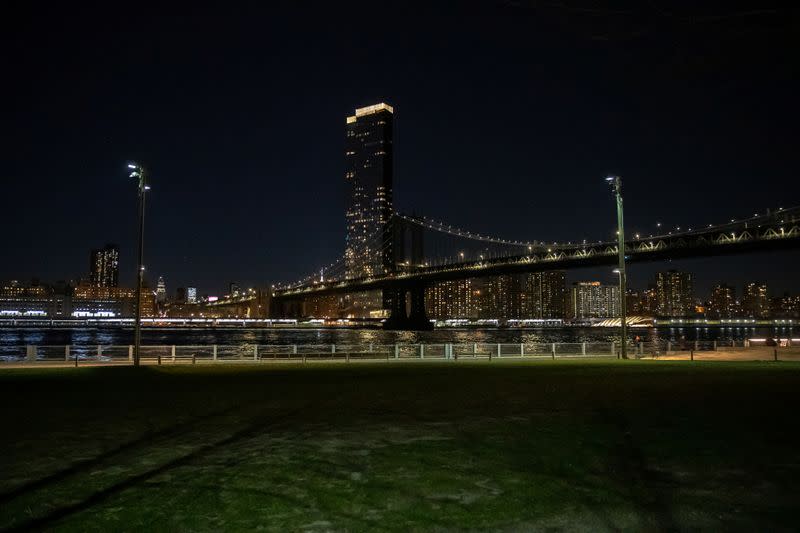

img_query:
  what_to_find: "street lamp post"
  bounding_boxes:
[606,176,628,359]
[128,163,149,367]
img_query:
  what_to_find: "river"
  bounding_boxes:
[0,325,795,356]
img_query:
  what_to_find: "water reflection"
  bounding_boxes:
[0,325,794,354]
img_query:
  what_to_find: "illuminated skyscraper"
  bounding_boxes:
[344,103,394,278]
[709,283,737,318]
[343,103,394,317]
[484,275,519,320]
[742,282,768,318]
[156,276,166,303]
[529,271,566,319]
[427,271,566,320]
[569,282,619,319]
[426,279,480,320]
[655,270,694,317]
[89,244,119,288]
[187,287,197,303]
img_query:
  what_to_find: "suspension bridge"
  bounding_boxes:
[272,206,800,330]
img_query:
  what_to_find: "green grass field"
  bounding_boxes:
[2,361,799,531]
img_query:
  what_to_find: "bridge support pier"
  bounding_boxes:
[383,285,433,331]
[407,285,432,330]
[382,288,407,330]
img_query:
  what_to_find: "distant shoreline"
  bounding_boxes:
[0,323,794,331]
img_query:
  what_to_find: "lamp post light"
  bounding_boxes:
[128,163,149,367]
[606,176,628,360]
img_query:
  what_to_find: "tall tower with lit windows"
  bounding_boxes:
[655,270,694,317]
[89,244,119,288]
[343,103,394,316]
[344,103,394,278]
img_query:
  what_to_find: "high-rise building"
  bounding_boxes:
[627,286,659,317]
[655,270,694,317]
[427,279,481,320]
[517,271,566,319]
[483,275,520,320]
[742,282,769,318]
[426,272,566,321]
[344,103,394,278]
[539,271,566,319]
[187,287,197,303]
[343,103,395,317]
[709,283,737,319]
[89,244,119,288]
[626,289,644,315]
[568,282,619,319]
[642,285,659,316]
[769,293,799,319]
[156,276,166,304]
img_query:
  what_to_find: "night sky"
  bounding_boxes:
[5,2,799,298]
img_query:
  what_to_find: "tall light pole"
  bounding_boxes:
[128,163,149,367]
[606,176,628,359]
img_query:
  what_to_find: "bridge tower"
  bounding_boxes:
[383,215,432,330]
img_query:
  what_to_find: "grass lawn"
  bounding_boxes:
[1,360,799,531]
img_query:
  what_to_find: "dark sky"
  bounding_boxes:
[4,2,799,298]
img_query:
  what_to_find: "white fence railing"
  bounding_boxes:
[3,342,625,364]
[0,339,779,364]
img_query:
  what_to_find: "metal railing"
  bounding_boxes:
[2,342,624,365]
[1,339,789,365]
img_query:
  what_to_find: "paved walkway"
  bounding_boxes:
[649,347,800,361]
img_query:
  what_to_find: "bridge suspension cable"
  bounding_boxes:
[276,220,393,289]
[394,212,548,249]
[280,210,555,290]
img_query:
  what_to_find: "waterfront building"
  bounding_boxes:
[302,295,342,319]
[0,281,68,317]
[708,283,737,319]
[642,285,659,316]
[541,271,567,319]
[482,275,520,320]
[655,270,694,317]
[521,271,566,319]
[568,281,619,319]
[187,287,197,303]
[344,103,394,317]
[72,284,155,318]
[425,272,565,321]
[770,293,799,319]
[742,282,769,318]
[427,279,480,320]
[627,286,660,317]
[0,281,154,318]
[89,244,119,288]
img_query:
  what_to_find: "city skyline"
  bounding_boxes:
[5,6,800,531]
[4,259,798,321]
[4,4,798,295]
